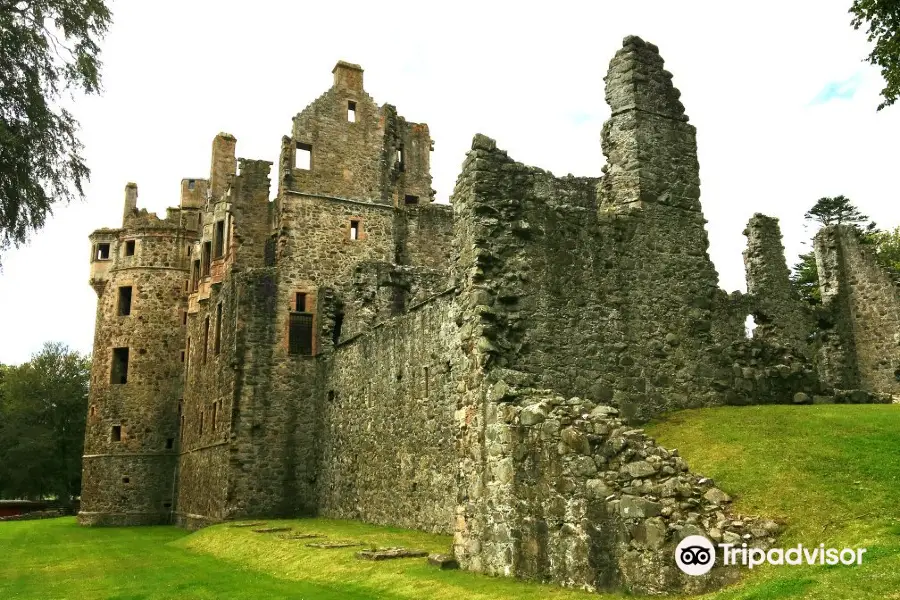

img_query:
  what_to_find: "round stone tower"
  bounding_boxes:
[79,182,202,525]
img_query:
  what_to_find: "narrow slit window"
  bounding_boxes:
[214,303,222,355]
[185,338,191,373]
[111,425,122,442]
[213,220,225,258]
[347,100,357,122]
[201,242,212,277]
[111,347,129,384]
[203,316,210,364]
[118,286,133,316]
[424,366,429,397]
[397,146,405,171]
[295,142,312,170]
[96,243,111,260]
[404,194,419,205]
[192,260,200,291]
[124,240,136,256]
[182,310,188,326]
[199,410,204,435]
[288,312,314,356]
[295,292,307,312]
[212,402,218,429]
[349,220,360,241]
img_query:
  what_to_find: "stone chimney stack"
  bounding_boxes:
[123,182,138,224]
[209,133,237,200]
[332,61,364,92]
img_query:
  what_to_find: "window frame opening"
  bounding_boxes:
[124,240,136,257]
[96,243,111,261]
[111,347,129,384]
[117,286,133,317]
[347,100,357,122]
[349,220,360,241]
[295,142,312,170]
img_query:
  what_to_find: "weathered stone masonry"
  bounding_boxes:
[80,39,895,595]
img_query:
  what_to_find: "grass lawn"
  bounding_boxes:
[1,404,898,599]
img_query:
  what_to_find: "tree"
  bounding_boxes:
[851,0,900,110]
[792,251,822,305]
[0,342,90,507]
[803,195,871,226]
[0,1,111,261]
[869,225,900,277]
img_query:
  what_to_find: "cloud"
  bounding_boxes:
[809,73,864,105]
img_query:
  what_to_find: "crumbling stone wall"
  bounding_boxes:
[455,387,778,595]
[815,225,900,396]
[743,214,813,349]
[318,292,459,533]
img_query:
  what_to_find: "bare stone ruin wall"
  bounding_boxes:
[815,225,900,396]
[318,292,460,533]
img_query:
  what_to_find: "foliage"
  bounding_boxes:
[0,342,90,505]
[803,195,870,226]
[791,250,822,305]
[850,0,900,110]
[869,225,900,276]
[0,0,111,261]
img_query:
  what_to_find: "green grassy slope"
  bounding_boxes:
[0,405,897,600]
[647,404,900,600]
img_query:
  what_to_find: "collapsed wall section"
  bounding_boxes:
[318,292,461,533]
[742,214,813,349]
[815,225,900,396]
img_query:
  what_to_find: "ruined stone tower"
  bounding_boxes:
[80,182,202,525]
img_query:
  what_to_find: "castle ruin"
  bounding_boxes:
[79,37,899,595]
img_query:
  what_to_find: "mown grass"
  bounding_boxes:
[1,404,898,599]
[647,403,900,600]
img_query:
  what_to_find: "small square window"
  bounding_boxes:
[122,476,130,484]
[347,100,357,122]
[96,243,111,260]
[124,240,135,256]
[295,142,312,170]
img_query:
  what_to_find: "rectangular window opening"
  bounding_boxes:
[166,438,174,449]
[295,292,307,312]
[96,243,111,260]
[214,303,222,355]
[212,402,218,429]
[347,100,357,122]
[350,220,360,241]
[213,220,225,258]
[122,476,130,484]
[288,312,314,356]
[111,425,122,442]
[118,286,133,316]
[199,410,204,436]
[397,146,405,171]
[404,194,419,205]
[182,310,188,326]
[192,259,200,291]
[295,142,312,170]
[188,179,196,191]
[201,242,211,277]
[203,316,210,364]
[124,240,135,256]
[111,347,129,384]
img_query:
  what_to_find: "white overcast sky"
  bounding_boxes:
[0,0,898,365]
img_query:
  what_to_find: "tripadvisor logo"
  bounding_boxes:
[675,535,867,576]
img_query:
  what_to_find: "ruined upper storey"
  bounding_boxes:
[279,61,434,207]
[600,36,701,213]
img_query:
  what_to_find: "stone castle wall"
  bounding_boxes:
[815,225,900,396]
[318,292,460,533]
